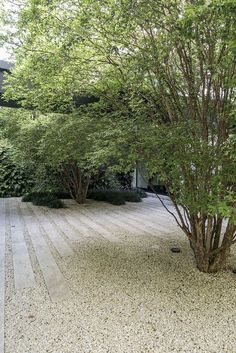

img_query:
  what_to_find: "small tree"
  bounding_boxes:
[84,0,236,272]
[40,0,236,272]
[0,106,111,204]
[36,110,98,204]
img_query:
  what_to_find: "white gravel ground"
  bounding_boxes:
[1,197,236,353]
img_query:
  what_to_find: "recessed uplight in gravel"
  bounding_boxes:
[170,247,181,253]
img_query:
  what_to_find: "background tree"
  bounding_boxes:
[0,106,101,203]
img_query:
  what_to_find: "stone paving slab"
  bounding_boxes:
[8,202,36,290]
[65,207,121,243]
[105,205,173,234]
[46,209,82,242]
[29,204,74,257]
[76,204,142,236]
[21,203,71,301]
[61,209,97,238]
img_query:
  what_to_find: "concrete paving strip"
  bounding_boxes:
[121,206,178,231]
[95,205,168,236]
[113,208,174,233]
[0,199,6,353]
[141,202,177,214]
[61,209,97,238]
[29,204,73,257]
[66,208,120,243]
[8,201,36,290]
[91,205,154,236]
[118,202,179,223]
[129,201,178,215]
[21,203,71,301]
[76,205,142,236]
[87,196,177,217]
[86,203,180,236]
[45,209,82,242]
[74,206,120,230]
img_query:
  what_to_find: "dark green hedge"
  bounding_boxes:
[22,192,64,208]
[88,190,142,205]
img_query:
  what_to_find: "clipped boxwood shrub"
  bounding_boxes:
[32,194,55,206]
[109,195,126,205]
[88,190,125,205]
[53,191,71,199]
[47,198,64,208]
[21,194,34,202]
[22,192,64,208]
[132,188,148,198]
[122,191,141,202]
[88,190,142,205]
[22,192,49,202]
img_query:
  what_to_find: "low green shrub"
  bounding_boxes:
[45,198,64,208]
[109,195,126,205]
[21,194,33,202]
[132,188,148,198]
[122,191,141,202]
[22,192,64,208]
[32,194,55,206]
[88,190,125,205]
[22,192,49,202]
[88,190,142,205]
[53,191,71,199]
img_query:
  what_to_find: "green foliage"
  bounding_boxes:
[22,192,50,202]
[132,188,148,199]
[21,193,34,202]
[46,198,65,209]
[123,191,142,202]
[0,141,33,197]
[116,171,133,190]
[22,192,64,208]
[88,190,126,205]
[32,167,65,194]
[91,171,121,191]
[91,169,136,191]
[109,195,126,206]
[0,104,131,203]
[53,191,71,199]
[1,0,236,270]
[88,190,141,205]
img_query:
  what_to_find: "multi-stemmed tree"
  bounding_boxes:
[0,105,100,203]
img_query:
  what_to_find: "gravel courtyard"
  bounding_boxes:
[0,196,235,353]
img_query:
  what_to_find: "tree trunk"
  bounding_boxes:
[75,175,90,204]
[61,163,90,204]
[180,213,235,273]
[193,245,230,273]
